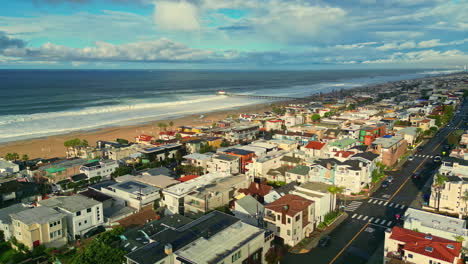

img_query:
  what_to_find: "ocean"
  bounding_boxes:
[0,69,457,143]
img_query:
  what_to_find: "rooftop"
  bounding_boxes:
[389,226,462,263]
[265,194,312,217]
[212,153,239,161]
[404,208,466,236]
[183,153,212,161]
[0,204,28,224]
[287,165,310,176]
[116,174,179,189]
[372,136,404,148]
[110,180,160,196]
[11,206,64,225]
[299,182,332,193]
[235,195,264,216]
[163,172,229,197]
[329,138,359,149]
[238,182,272,197]
[39,194,101,213]
[304,141,326,150]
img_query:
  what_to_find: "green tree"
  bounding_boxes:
[21,154,29,162]
[82,139,89,147]
[311,114,321,122]
[70,227,125,264]
[462,190,468,217]
[347,104,356,110]
[221,140,230,147]
[175,133,182,141]
[434,173,448,211]
[175,150,183,164]
[111,166,132,178]
[169,121,174,131]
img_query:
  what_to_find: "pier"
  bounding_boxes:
[217,91,302,101]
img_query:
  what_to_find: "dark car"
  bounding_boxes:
[417,146,423,152]
[318,236,331,247]
[413,172,421,179]
[381,181,389,188]
[83,226,106,239]
[433,156,442,163]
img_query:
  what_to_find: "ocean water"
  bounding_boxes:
[0,69,457,143]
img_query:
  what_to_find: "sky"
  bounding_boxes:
[0,0,467,69]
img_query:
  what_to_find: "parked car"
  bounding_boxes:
[417,146,423,152]
[387,176,394,183]
[318,236,331,247]
[408,156,414,161]
[381,181,389,188]
[413,172,421,179]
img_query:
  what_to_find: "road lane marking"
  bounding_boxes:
[387,221,392,226]
[328,222,370,264]
[399,204,406,209]
[357,215,363,220]
[352,213,357,218]
[389,203,394,207]
[387,157,428,202]
[363,216,368,221]
[384,202,388,206]
[378,201,383,205]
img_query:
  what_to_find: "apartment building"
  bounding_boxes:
[0,204,28,241]
[246,150,286,179]
[264,194,314,246]
[384,226,462,264]
[225,124,260,143]
[38,194,104,240]
[273,130,318,146]
[439,157,468,178]
[125,211,273,264]
[404,208,468,248]
[10,206,67,249]
[79,159,118,179]
[207,153,240,175]
[428,175,468,216]
[359,124,386,145]
[370,136,408,167]
[138,144,182,162]
[182,153,212,173]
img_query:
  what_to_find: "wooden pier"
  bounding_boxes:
[219,92,302,101]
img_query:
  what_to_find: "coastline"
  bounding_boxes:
[0,72,459,160]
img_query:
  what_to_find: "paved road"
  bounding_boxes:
[283,99,468,264]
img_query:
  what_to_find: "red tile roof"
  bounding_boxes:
[265,194,313,217]
[178,175,199,182]
[239,182,273,197]
[305,141,326,150]
[334,151,354,158]
[390,226,462,263]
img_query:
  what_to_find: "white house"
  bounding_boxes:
[100,180,160,210]
[0,159,19,174]
[38,194,104,240]
[79,159,119,179]
[291,182,334,224]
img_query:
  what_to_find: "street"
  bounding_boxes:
[283,99,468,264]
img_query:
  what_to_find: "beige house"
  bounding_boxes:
[384,226,462,264]
[207,153,240,175]
[429,175,468,216]
[291,182,334,224]
[264,194,314,246]
[10,207,67,249]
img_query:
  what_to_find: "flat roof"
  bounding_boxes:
[39,194,101,213]
[11,206,64,225]
[163,172,230,197]
[404,208,466,236]
[110,180,160,195]
[116,175,179,189]
[183,153,212,161]
[372,136,404,148]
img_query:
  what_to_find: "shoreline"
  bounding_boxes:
[0,72,460,160]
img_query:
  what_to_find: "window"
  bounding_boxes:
[288,218,291,224]
[76,211,81,216]
[78,222,82,226]
[57,220,60,225]
[50,232,54,239]
[287,230,291,236]
[277,215,281,221]
[87,208,92,213]
[50,223,53,228]
[295,215,300,221]
[231,251,241,262]
[408,254,413,258]
[84,220,88,224]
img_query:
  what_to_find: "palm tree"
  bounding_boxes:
[21,154,29,162]
[328,185,345,212]
[461,190,468,218]
[169,121,174,131]
[434,173,448,211]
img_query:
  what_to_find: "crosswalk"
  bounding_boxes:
[368,198,407,210]
[351,213,394,227]
[344,201,363,212]
[413,154,434,159]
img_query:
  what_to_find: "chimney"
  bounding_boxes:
[164,244,173,255]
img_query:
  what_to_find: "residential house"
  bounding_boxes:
[286,165,310,184]
[79,159,118,180]
[219,148,255,173]
[246,150,286,179]
[183,175,249,215]
[303,141,327,159]
[233,195,264,227]
[38,194,103,240]
[384,226,462,264]
[328,138,360,153]
[185,139,206,154]
[125,211,273,264]
[0,204,29,241]
[100,180,160,210]
[370,136,408,167]
[33,158,89,183]
[0,159,19,174]
[207,153,240,175]
[291,182,334,224]
[428,175,468,216]
[238,182,273,203]
[438,157,468,178]
[138,144,182,162]
[206,137,223,149]
[404,208,468,248]
[359,124,387,145]
[273,130,318,146]
[396,127,419,146]
[264,194,314,246]
[10,206,67,249]
[225,124,260,143]
[161,172,230,215]
[265,119,283,131]
[182,153,212,173]
[0,178,40,207]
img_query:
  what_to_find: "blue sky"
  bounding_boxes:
[0,0,467,69]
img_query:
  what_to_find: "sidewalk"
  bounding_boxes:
[289,212,348,254]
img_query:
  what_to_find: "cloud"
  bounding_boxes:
[376,41,416,51]
[0,32,25,50]
[154,1,200,31]
[363,49,468,66]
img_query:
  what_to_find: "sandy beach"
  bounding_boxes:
[0,103,273,160]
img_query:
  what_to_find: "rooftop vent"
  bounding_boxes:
[425,235,432,240]
[447,244,455,250]
[425,246,433,252]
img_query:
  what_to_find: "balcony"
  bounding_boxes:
[264,213,276,223]
[385,252,415,264]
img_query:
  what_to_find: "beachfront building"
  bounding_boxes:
[100,180,160,210]
[370,136,408,167]
[125,211,273,264]
[264,194,314,246]
[225,124,260,143]
[138,144,182,162]
[38,194,104,240]
[10,206,67,249]
[0,159,20,175]
[384,226,462,264]
[404,208,468,248]
[79,159,119,180]
[33,158,89,183]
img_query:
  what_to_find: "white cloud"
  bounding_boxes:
[376,41,416,51]
[417,39,443,48]
[363,49,468,66]
[154,1,200,31]
[334,42,378,49]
